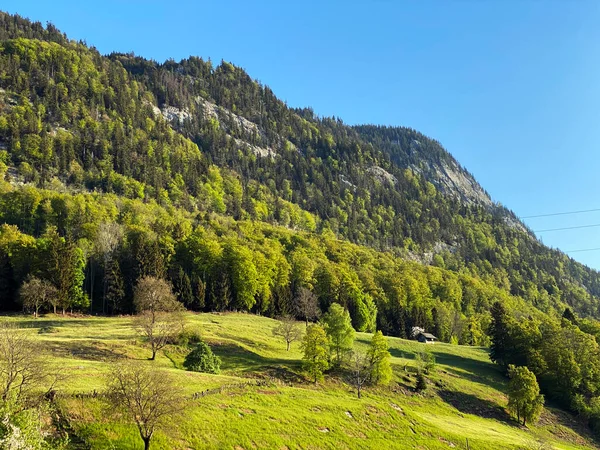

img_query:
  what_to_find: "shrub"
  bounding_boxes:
[176,328,202,346]
[416,372,427,392]
[183,341,221,374]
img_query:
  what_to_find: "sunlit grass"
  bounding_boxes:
[0,312,595,449]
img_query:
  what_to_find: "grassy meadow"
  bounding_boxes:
[1,312,597,450]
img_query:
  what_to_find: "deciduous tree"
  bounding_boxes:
[107,361,182,450]
[19,276,57,318]
[507,365,544,426]
[133,277,184,360]
[272,316,302,351]
[301,324,329,383]
[367,331,392,385]
[322,303,355,366]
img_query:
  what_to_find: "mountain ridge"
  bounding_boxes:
[0,10,599,326]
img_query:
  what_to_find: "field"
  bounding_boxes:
[1,313,597,450]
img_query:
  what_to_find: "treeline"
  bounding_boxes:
[1,180,536,342]
[490,303,600,431]
[0,12,599,324]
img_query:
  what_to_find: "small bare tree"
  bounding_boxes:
[348,350,371,399]
[272,316,303,351]
[295,287,320,325]
[107,361,182,450]
[0,323,57,403]
[20,277,58,318]
[133,277,184,360]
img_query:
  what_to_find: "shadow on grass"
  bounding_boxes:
[13,318,110,329]
[46,340,127,362]
[388,346,506,391]
[437,389,515,425]
[211,342,302,376]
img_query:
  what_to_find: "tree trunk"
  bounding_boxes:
[150,348,156,361]
[286,341,290,351]
[143,436,151,450]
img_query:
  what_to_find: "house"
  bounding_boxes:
[417,332,437,344]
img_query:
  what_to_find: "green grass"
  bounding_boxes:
[1,312,597,449]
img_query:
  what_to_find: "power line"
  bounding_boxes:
[521,207,600,219]
[534,223,600,233]
[566,247,600,254]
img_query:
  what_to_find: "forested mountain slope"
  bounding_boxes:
[0,11,599,332]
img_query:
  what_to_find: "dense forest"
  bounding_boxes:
[0,11,600,343]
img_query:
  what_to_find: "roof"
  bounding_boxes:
[419,332,437,339]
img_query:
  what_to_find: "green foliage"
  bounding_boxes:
[0,399,56,450]
[415,372,427,392]
[183,341,221,374]
[2,14,600,372]
[367,331,392,385]
[507,365,544,426]
[416,348,436,375]
[489,302,511,367]
[301,324,329,383]
[322,303,355,366]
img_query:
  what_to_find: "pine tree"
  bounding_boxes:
[489,301,511,367]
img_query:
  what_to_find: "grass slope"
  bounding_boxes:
[1,313,597,450]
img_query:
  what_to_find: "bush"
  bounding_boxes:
[416,372,427,392]
[183,341,221,374]
[176,328,202,346]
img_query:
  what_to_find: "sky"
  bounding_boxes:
[4,0,600,268]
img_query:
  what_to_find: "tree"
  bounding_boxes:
[19,277,57,318]
[295,287,320,325]
[301,324,329,383]
[489,301,512,367]
[104,258,125,314]
[43,228,88,314]
[562,307,577,326]
[415,372,427,392]
[222,241,259,311]
[416,348,436,375]
[507,365,544,426]
[133,277,184,360]
[183,341,221,374]
[348,350,370,399]
[0,323,65,448]
[134,276,181,314]
[95,222,123,314]
[322,303,355,366]
[272,316,303,351]
[107,361,182,450]
[367,331,392,385]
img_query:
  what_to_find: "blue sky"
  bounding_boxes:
[4,0,600,268]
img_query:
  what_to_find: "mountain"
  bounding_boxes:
[0,11,599,331]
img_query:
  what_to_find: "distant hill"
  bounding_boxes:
[0,10,599,332]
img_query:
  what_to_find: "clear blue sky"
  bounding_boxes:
[4,0,600,268]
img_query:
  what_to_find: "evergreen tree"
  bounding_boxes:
[489,301,511,367]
